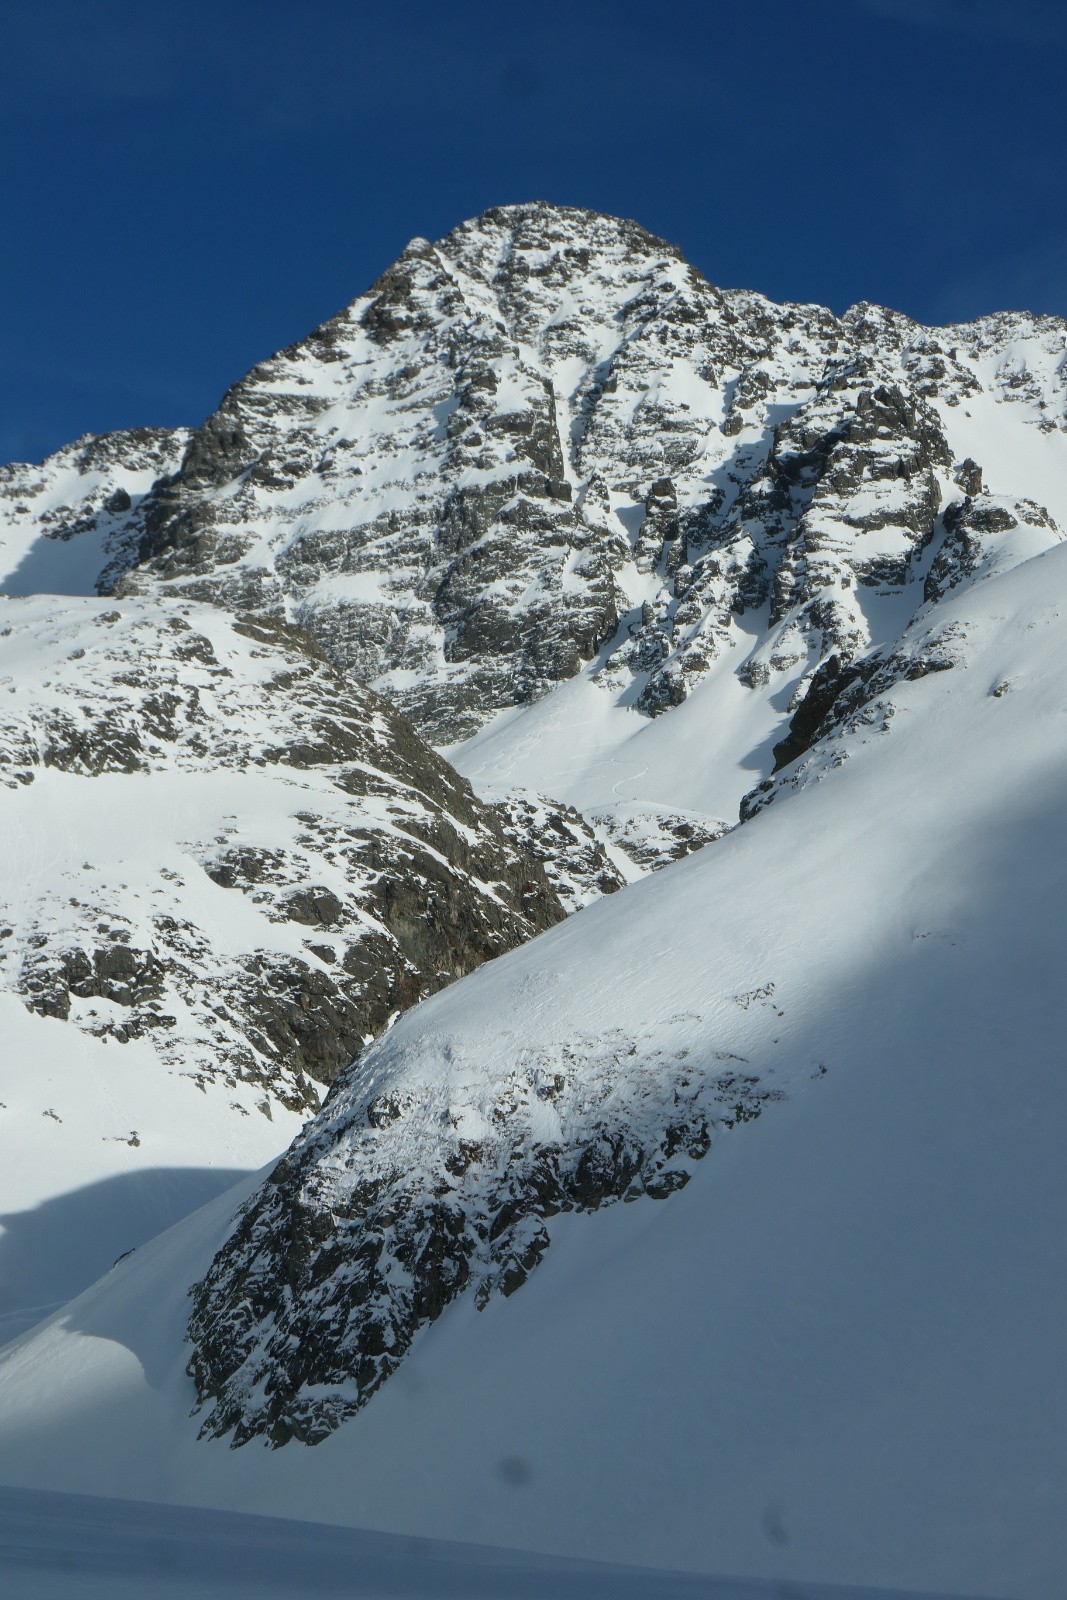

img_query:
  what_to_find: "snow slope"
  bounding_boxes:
[0,427,188,596]
[1,512,1065,1598]
[0,1487,976,1600]
[0,999,286,1346]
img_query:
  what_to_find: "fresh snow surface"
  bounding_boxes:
[0,998,286,1345]
[0,1487,987,1600]
[448,624,775,831]
[1,533,1065,1598]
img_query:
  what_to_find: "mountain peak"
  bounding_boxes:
[2,206,1067,1595]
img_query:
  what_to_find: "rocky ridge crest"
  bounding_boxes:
[1,203,1056,758]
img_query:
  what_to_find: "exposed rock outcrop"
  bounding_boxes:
[188,1021,782,1445]
[0,597,564,1113]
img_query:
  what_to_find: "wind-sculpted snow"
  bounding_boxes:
[0,596,563,1116]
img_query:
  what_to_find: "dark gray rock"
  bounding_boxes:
[187,1035,781,1446]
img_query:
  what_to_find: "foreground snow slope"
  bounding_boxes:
[0,999,285,1347]
[0,1487,978,1600]
[1,530,1065,1598]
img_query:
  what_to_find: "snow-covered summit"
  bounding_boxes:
[5,204,1064,872]
[6,204,1065,767]
[124,203,1067,749]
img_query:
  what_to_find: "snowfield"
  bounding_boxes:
[0,1486,987,1600]
[1,535,1065,1597]
[0,996,288,1346]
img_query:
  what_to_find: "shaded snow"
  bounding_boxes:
[0,1485,982,1600]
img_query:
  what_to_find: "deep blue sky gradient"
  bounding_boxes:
[3,0,1066,463]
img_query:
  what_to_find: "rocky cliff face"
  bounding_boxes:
[4,203,1059,759]
[189,1016,780,1446]
[0,596,563,1114]
[5,205,1064,840]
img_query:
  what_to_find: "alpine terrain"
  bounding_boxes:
[1,203,1065,1599]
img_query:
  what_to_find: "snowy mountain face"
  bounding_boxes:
[4,533,1066,1597]
[5,203,1064,853]
[2,202,1067,1596]
[29,201,1050,1448]
[0,597,565,1113]
[0,589,572,1333]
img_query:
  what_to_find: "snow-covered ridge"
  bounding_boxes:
[0,591,571,1333]
[0,594,563,1113]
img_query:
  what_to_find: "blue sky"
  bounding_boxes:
[2,0,1065,463]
